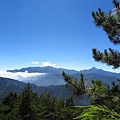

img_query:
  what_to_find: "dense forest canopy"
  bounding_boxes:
[0,83,82,120]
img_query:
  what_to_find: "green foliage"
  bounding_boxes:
[88,80,109,99]
[18,83,38,120]
[1,91,18,106]
[92,48,120,68]
[74,105,120,120]
[61,1,120,120]
[91,1,120,118]
[92,0,120,68]
[0,83,81,120]
[92,0,120,44]
[62,71,120,119]
[62,71,86,96]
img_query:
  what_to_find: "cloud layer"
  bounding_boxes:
[0,61,56,81]
[0,71,45,81]
[42,61,56,67]
[31,61,56,67]
[31,61,39,65]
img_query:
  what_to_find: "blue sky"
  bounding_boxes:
[0,0,120,72]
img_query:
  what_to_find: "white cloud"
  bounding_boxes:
[0,71,45,81]
[31,61,39,65]
[42,61,56,67]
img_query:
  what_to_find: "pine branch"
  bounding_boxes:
[62,71,85,95]
[74,105,120,120]
[92,48,120,68]
[92,1,120,45]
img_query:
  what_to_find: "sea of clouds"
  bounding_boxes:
[0,70,45,81]
[0,61,55,81]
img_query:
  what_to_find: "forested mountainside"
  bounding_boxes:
[0,77,69,99]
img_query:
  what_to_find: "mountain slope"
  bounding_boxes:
[0,77,71,100]
[73,73,118,86]
[0,77,90,105]
[0,77,26,99]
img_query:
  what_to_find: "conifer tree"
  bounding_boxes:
[92,0,120,68]
[0,91,18,119]
[91,0,120,113]
[19,83,38,120]
[62,1,120,119]
[62,72,86,96]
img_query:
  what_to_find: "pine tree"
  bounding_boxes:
[62,1,120,119]
[0,91,19,119]
[91,0,120,115]
[19,83,38,120]
[62,72,86,96]
[92,0,120,68]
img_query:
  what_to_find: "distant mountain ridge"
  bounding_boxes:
[7,66,78,74]
[80,67,120,78]
[7,66,120,76]
[0,66,119,105]
[7,66,120,86]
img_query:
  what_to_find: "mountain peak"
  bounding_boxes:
[90,67,98,71]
